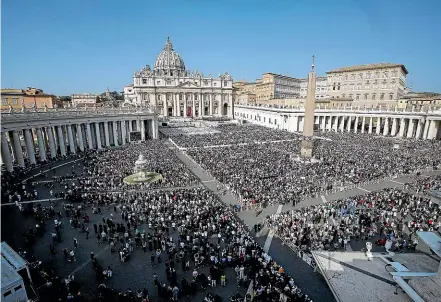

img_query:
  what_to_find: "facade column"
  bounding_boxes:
[406,119,415,138]
[163,95,167,116]
[141,120,146,141]
[183,97,188,118]
[415,119,424,139]
[57,126,66,156]
[368,117,373,134]
[36,128,47,162]
[199,93,203,117]
[77,124,85,151]
[398,118,406,138]
[24,129,36,165]
[423,119,430,139]
[1,133,13,172]
[361,116,366,133]
[354,116,359,133]
[209,94,213,116]
[346,116,352,132]
[376,117,381,135]
[47,127,57,158]
[94,122,102,149]
[12,131,25,167]
[113,121,119,146]
[104,122,111,147]
[86,123,94,149]
[391,118,398,136]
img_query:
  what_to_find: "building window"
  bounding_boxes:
[380,93,384,100]
[142,79,147,84]
[1,97,7,105]
[359,73,363,79]
[389,94,393,100]
[338,82,341,90]
[342,94,346,98]
[157,95,161,101]
[372,94,376,100]
[223,80,228,86]
[13,98,19,105]
[366,73,371,79]
[356,94,360,100]
[364,93,368,100]
[156,80,160,85]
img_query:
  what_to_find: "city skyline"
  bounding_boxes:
[2,0,441,95]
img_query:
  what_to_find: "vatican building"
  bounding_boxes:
[123,37,234,118]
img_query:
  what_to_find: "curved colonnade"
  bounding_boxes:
[234,105,441,140]
[0,109,158,172]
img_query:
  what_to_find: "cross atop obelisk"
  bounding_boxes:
[312,55,315,72]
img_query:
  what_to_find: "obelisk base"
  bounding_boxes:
[300,139,313,158]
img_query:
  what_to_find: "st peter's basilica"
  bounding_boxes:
[123,37,234,118]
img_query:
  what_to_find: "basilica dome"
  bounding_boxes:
[154,37,186,76]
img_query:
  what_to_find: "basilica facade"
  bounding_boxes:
[123,37,234,118]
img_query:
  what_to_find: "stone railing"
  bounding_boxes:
[0,108,155,122]
[237,104,441,114]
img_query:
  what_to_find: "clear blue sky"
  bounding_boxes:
[2,0,440,95]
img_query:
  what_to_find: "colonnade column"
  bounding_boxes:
[354,116,359,133]
[113,121,119,146]
[423,120,430,140]
[427,120,439,139]
[346,117,352,132]
[47,127,57,158]
[326,116,332,131]
[415,119,424,139]
[292,116,299,132]
[57,126,67,156]
[406,119,415,138]
[86,123,93,149]
[199,94,203,117]
[332,116,338,131]
[36,128,47,162]
[209,95,213,116]
[338,116,345,132]
[398,118,406,137]
[368,118,373,134]
[320,116,326,131]
[95,123,102,149]
[183,99,188,118]
[24,129,36,165]
[77,124,85,152]
[376,117,381,135]
[361,117,366,133]
[121,121,126,145]
[141,120,146,141]
[67,125,76,154]
[104,122,110,147]
[12,131,25,167]
[383,118,389,136]
[1,133,13,172]
[391,118,398,136]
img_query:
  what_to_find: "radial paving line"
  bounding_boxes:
[22,158,84,183]
[389,179,405,185]
[2,198,64,206]
[320,195,328,203]
[357,187,371,193]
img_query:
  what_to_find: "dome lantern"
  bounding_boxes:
[154,37,186,76]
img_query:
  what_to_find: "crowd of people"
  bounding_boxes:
[159,125,441,207]
[265,180,441,253]
[2,137,314,302]
[167,124,299,148]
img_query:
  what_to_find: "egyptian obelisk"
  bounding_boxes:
[300,55,317,157]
